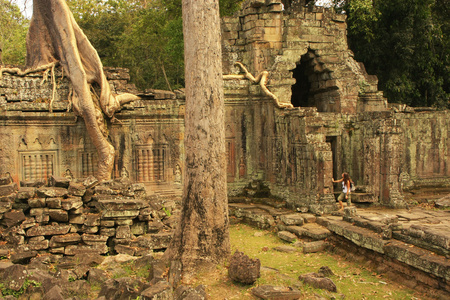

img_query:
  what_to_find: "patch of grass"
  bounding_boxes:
[192,223,427,300]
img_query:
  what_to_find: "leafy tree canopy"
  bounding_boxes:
[0,0,29,64]
[332,0,449,108]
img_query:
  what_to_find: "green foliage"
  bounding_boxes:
[341,0,449,108]
[0,0,29,65]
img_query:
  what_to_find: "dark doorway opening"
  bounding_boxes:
[326,136,338,180]
[291,54,312,108]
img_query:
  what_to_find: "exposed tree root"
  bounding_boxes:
[223,62,294,109]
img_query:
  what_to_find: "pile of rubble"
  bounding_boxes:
[0,174,178,262]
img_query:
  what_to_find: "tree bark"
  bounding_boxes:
[165,0,230,277]
[26,0,139,181]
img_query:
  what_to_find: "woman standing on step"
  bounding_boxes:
[332,173,352,210]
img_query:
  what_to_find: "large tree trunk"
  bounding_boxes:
[26,0,138,181]
[165,0,230,277]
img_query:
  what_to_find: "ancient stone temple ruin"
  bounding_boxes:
[2,1,448,212]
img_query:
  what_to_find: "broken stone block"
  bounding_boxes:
[0,201,12,214]
[100,227,116,237]
[228,250,261,284]
[46,197,62,208]
[280,213,304,226]
[131,222,146,235]
[116,219,134,226]
[82,234,108,245]
[0,183,18,196]
[83,176,99,189]
[298,273,337,292]
[278,230,298,243]
[27,197,46,208]
[28,238,49,251]
[69,214,86,225]
[49,209,69,222]
[274,245,297,253]
[36,187,68,198]
[252,285,302,300]
[99,277,147,300]
[61,197,83,210]
[141,280,173,300]
[116,225,132,239]
[27,224,71,237]
[17,187,36,200]
[65,244,108,255]
[84,213,101,226]
[303,241,328,253]
[81,225,99,234]
[175,285,207,300]
[20,180,45,188]
[49,233,82,248]
[10,250,38,264]
[115,244,136,256]
[100,220,115,227]
[49,175,71,188]
[68,181,87,197]
[134,232,172,250]
[2,210,26,227]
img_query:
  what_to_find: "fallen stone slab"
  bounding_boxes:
[252,285,302,300]
[287,223,331,240]
[406,224,450,250]
[303,240,328,253]
[141,280,173,300]
[36,187,68,198]
[278,231,298,243]
[0,182,18,197]
[299,272,337,292]
[2,210,26,227]
[274,245,297,253]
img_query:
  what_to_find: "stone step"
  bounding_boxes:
[286,223,331,240]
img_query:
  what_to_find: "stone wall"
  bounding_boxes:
[0,174,176,260]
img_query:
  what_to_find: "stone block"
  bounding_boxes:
[100,227,116,237]
[27,224,71,237]
[303,241,328,253]
[82,234,108,245]
[228,251,260,284]
[81,225,99,234]
[116,225,132,239]
[115,244,136,256]
[29,238,49,251]
[27,198,46,208]
[0,183,18,196]
[278,231,298,243]
[36,187,68,198]
[69,214,86,225]
[65,244,108,256]
[280,214,304,226]
[68,181,86,197]
[131,222,146,236]
[46,197,62,208]
[0,201,12,214]
[49,209,69,222]
[61,197,83,210]
[115,219,134,226]
[17,187,36,200]
[252,285,302,300]
[140,281,173,300]
[49,176,70,188]
[3,210,26,227]
[49,233,82,247]
[84,213,101,226]
[134,232,172,250]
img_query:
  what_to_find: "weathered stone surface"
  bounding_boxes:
[274,245,297,253]
[68,181,86,197]
[134,232,172,250]
[65,244,108,255]
[299,273,337,292]
[27,224,71,237]
[17,187,36,200]
[2,264,28,290]
[29,238,49,250]
[251,285,302,300]
[82,233,108,245]
[174,285,207,300]
[84,213,101,226]
[49,209,69,222]
[61,197,83,210]
[28,197,46,208]
[49,175,71,188]
[49,233,82,247]
[10,250,38,264]
[46,197,62,208]
[277,230,298,243]
[3,210,26,227]
[141,280,173,300]
[36,187,68,198]
[98,277,147,300]
[280,214,304,226]
[303,240,328,253]
[228,251,261,284]
[0,183,18,196]
[43,285,64,300]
